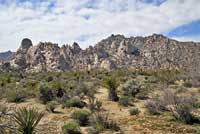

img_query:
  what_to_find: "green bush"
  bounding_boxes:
[11,107,44,134]
[119,80,140,97]
[129,107,140,115]
[71,110,91,126]
[62,121,81,134]
[63,97,86,108]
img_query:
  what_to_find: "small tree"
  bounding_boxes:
[103,77,119,101]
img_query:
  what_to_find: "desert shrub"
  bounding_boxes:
[46,101,58,113]
[6,89,27,103]
[145,99,166,115]
[62,121,81,134]
[129,107,140,115]
[119,80,140,97]
[103,77,119,101]
[71,110,91,126]
[11,107,44,134]
[63,97,86,108]
[172,104,200,124]
[25,81,38,97]
[118,96,134,107]
[183,81,193,88]
[49,81,66,98]
[89,113,120,132]
[145,90,200,124]
[39,85,54,104]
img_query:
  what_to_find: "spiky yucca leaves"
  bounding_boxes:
[11,107,44,134]
[103,77,119,101]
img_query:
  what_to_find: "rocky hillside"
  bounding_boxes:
[1,34,200,74]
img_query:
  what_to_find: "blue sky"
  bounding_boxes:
[0,0,200,51]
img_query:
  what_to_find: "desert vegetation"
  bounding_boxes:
[0,69,200,133]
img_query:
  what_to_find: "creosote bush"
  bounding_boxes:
[145,99,165,115]
[39,85,54,104]
[119,80,140,97]
[62,121,81,134]
[129,107,140,116]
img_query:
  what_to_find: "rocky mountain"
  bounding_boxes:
[0,51,15,61]
[1,34,200,75]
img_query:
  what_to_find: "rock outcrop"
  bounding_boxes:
[1,34,200,75]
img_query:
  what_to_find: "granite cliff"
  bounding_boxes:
[1,34,200,75]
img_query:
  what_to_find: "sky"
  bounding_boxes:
[0,0,200,52]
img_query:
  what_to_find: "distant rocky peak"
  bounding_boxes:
[20,38,33,51]
[146,34,168,42]
[72,42,81,53]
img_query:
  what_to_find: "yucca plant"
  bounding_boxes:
[11,107,44,134]
[103,77,119,101]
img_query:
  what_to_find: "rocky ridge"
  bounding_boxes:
[1,34,200,75]
[0,51,14,61]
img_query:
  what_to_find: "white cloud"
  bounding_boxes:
[0,0,200,51]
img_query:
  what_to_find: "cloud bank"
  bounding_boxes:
[0,0,200,51]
